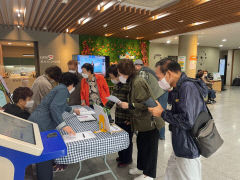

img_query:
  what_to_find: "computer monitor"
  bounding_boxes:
[72,55,110,77]
[0,112,43,156]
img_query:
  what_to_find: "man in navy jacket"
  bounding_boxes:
[149,58,208,180]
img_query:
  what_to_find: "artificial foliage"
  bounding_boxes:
[79,35,149,64]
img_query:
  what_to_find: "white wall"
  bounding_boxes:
[233,50,240,79]
[0,26,79,74]
[149,42,220,73]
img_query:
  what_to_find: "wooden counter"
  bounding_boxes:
[210,80,222,92]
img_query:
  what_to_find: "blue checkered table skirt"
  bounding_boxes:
[55,111,130,164]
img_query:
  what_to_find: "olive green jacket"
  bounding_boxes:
[128,74,164,132]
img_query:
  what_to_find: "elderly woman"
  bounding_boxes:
[29,72,80,180]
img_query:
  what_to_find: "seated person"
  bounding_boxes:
[105,65,133,167]
[29,72,80,180]
[81,63,110,107]
[197,70,216,104]
[3,87,33,119]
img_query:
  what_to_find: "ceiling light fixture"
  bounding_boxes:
[166,40,171,44]
[102,1,115,11]
[136,37,144,40]
[219,44,223,47]
[105,33,113,37]
[123,25,137,30]
[18,13,20,17]
[8,42,12,45]
[82,17,92,25]
[78,18,84,24]
[191,21,208,26]
[103,24,108,28]
[158,30,171,34]
[22,54,34,57]
[26,43,31,46]
[17,25,20,29]
[222,39,227,42]
[152,13,170,20]
[125,36,128,38]
[178,20,184,23]
[66,28,69,32]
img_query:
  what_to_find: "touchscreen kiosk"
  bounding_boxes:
[0,111,43,156]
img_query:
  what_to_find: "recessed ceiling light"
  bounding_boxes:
[105,33,113,37]
[78,18,84,24]
[123,25,137,30]
[18,13,20,17]
[178,20,184,23]
[26,43,31,46]
[66,28,69,32]
[136,37,144,40]
[61,0,68,3]
[166,40,171,44]
[191,21,208,26]
[222,39,227,42]
[17,25,20,28]
[152,13,170,20]
[8,42,12,45]
[102,2,115,11]
[125,36,128,38]
[103,24,108,28]
[158,30,171,34]
[219,44,223,47]
[82,17,92,24]
[43,26,47,30]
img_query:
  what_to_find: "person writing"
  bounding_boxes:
[117,59,164,180]
[29,72,80,180]
[81,63,110,107]
[3,87,33,119]
[30,66,62,112]
[67,60,82,105]
[148,59,208,180]
[105,65,133,168]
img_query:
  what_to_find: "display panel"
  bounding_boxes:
[0,113,35,144]
[73,55,109,76]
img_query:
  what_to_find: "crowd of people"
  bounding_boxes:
[2,58,213,180]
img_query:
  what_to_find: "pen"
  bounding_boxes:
[83,133,85,138]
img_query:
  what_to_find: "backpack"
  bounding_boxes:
[185,78,224,158]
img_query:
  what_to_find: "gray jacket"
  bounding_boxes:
[29,84,72,132]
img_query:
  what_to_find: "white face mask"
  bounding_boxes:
[111,79,119,84]
[158,77,171,91]
[69,87,75,94]
[69,70,76,74]
[82,73,88,79]
[25,100,34,109]
[119,76,127,84]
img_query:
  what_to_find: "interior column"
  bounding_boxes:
[178,35,198,78]
[0,44,5,76]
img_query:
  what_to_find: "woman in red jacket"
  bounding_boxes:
[81,63,110,107]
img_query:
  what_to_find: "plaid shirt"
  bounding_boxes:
[105,82,133,124]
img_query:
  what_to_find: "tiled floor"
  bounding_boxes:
[34,87,240,180]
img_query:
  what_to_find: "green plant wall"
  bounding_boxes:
[79,35,149,64]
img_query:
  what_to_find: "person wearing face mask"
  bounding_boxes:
[117,59,164,180]
[134,59,168,140]
[28,72,80,180]
[105,65,133,168]
[30,66,62,112]
[3,87,33,120]
[67,60,82,105]
[80,63,110,107]
[148,58,208,180]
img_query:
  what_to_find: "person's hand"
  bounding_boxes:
[118,102,129,109]
[81,102,86,106]
[148,101,164,117]
[62,126,76,136]
[74,108,80,115]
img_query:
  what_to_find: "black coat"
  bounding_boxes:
[3,103,30,120]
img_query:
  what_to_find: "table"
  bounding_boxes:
[210,80,222,92]
[55,111,130,180]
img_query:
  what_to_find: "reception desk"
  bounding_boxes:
[210,80,222,92]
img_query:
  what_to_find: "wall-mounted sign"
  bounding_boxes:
[178,56,186,71]
[40,55,60,64]
[189,55,197,70]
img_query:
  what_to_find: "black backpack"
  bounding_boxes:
[184,78,224,158]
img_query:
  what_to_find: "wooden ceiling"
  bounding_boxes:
[0,0,240,40]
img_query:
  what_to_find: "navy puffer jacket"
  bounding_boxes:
[161,73,208,159]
